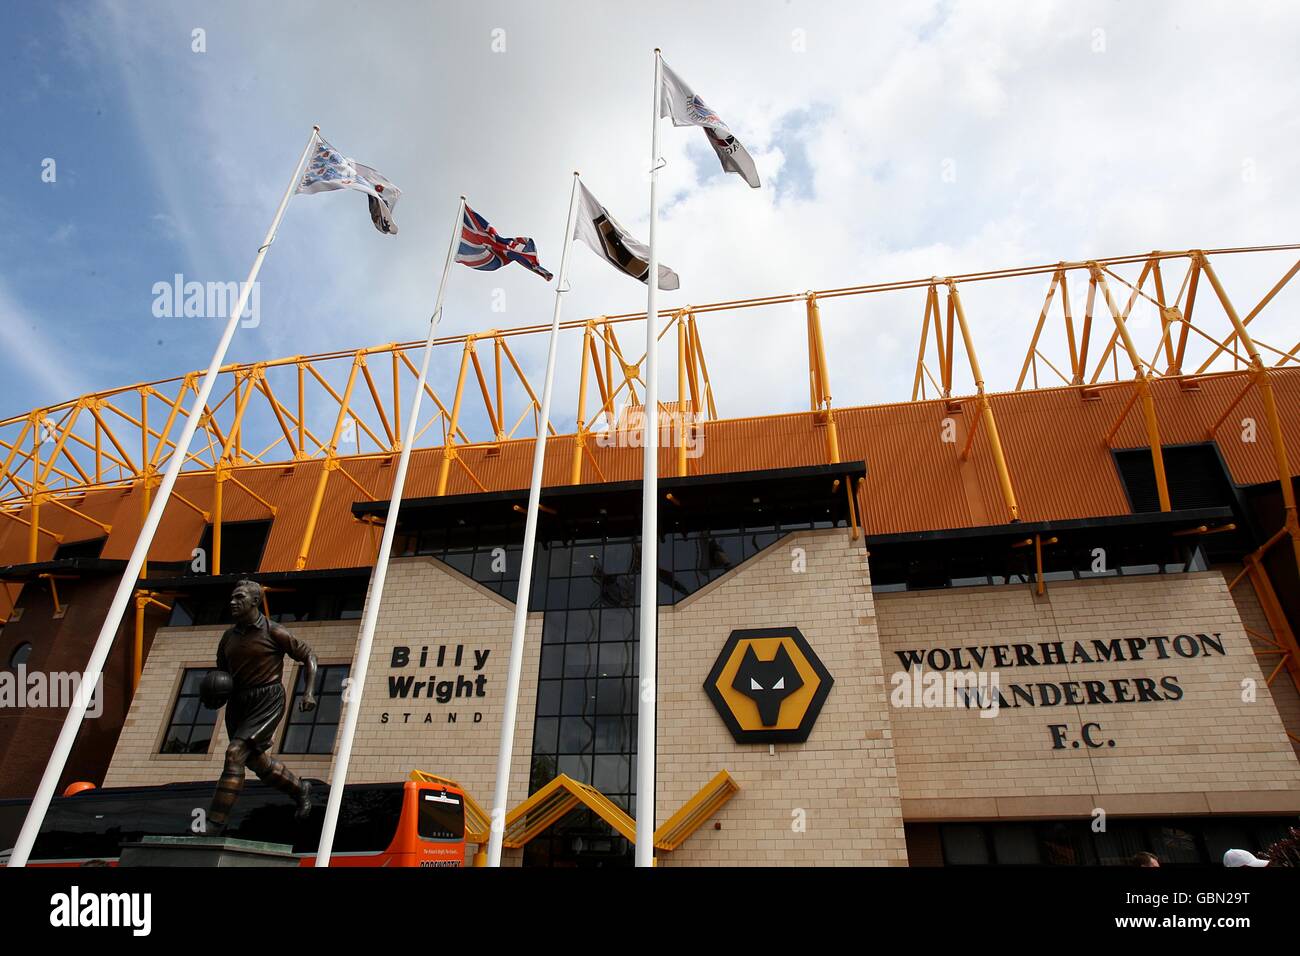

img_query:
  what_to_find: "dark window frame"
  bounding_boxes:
[280,662,350,755]
[159,667,221,754]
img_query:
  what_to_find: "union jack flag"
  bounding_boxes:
[455,205,553,281]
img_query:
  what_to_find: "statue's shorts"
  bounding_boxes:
[223,681,286,754]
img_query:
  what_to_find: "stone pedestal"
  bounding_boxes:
[118,835,300,867]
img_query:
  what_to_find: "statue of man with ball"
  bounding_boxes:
[199,579,318,832]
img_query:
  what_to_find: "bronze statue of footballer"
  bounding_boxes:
[201,579,317,832]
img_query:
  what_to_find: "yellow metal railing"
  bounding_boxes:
[654,769,740,851]
[412,769,740,858]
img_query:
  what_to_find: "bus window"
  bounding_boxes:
[31,790,200,860]
[418,789,465,842]
[8,779,413,865]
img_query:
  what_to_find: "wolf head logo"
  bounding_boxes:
[732,643,805,726]
[705,627,834,744]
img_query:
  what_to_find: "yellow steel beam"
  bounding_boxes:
[1174,256,1201,373]
[436,339,474,496]
[806,293,840,465]
[1195,256,1300,375]
[295,353,365,569]
[941,286,954,395]
[359,358,396,449]
[212,463,226,575]
[947,281,1020,522]
[572,324,592,485]
[677,314,688,478]
[43,494,112,536]
[0,507,63,542]
[28,425,41,562]
[497,338,557,438]
[468,342,502,440]
[253,374,300,459]
[1016,271,1060,390]
[494,336,504,442]
[1198,254,1300,573]
[1092,265,1170,512]
[2,245,1300,527]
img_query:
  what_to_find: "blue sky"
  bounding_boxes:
[2,0,1299,436]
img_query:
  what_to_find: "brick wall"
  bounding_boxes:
[104,618,358,789]
[105,557,539,863]
[335,557,540,813]
[875,572,1300,820]
[105,539,1300,865]
[656,529,908,867]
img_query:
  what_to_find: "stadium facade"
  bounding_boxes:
[2,247,1299,865]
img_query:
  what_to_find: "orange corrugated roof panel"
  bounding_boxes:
[1,367,1296,574]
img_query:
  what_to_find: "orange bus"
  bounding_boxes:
[0,777,466,867]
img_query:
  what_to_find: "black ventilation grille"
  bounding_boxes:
[1115,444,1234,513]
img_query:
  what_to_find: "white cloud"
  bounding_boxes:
[0,280,85,406]
[37,0,1300,434]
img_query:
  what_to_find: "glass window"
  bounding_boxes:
[160,668,221,754]
[281,663,349,755]
[992,824,1042,864]
[417,789,465,842]
[940,824,991,865]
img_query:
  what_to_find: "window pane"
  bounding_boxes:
[593,754,629,793]
[598,643,632,678]
[187,724,214,754]
[308,724,337,755]
[539,644,564,679]
[942,825,991,865]
[594,716,632,752]
[558,716,594,754]
[564,644,594,678]
[315,694,342,725]
[281,725,310,754]
[561,680,592,716]
[536,680,562,717]
[557,754,591,784]
[531,717,558,754]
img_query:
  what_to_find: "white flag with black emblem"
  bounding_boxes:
[573,182,680,290]
[659,59,760,189]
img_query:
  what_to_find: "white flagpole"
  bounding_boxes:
[635,48,663,869]
[315,195,466,866]
[486,172,582,867]
[7,125,321,869]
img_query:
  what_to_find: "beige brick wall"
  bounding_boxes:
[656,529,908,867]
[336,556,540,819]
[105,557,540,838]
[107,537,1299,866]
[104,618,357,789]
[875,572,1300,819]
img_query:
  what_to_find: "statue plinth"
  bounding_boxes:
[118,835,300,868]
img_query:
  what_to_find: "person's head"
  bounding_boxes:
[1223,848,1270,868]
[1132,851,1160,867]
[230,580,264,625]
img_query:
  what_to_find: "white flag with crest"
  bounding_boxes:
[659,59,760,189]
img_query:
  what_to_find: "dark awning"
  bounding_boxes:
[352,461,868,539]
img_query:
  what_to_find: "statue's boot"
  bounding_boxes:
[250,752,313,819]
